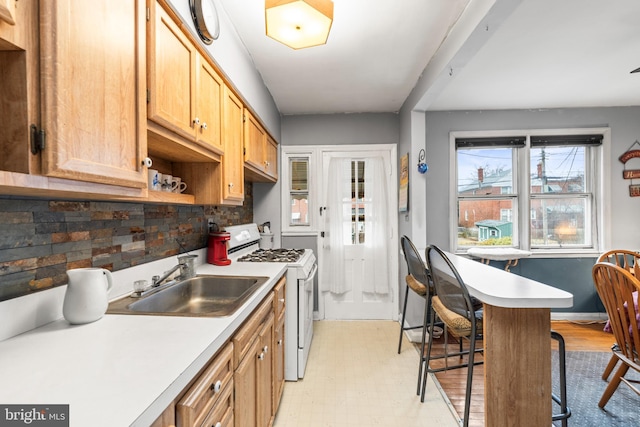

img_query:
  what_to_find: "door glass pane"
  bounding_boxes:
[458,199,514,247]
[351,161,365,245]
[290,158,309,226]
[290,194,309,225]
[530,198,587,247]
[530,146,585,193]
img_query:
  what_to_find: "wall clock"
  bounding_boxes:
[190,0,220,45]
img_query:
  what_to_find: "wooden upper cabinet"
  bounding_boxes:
[244,109,266,170]
[39,0,147,189]
[243,108,278,183]
[222,85,244,204]
[196,55,223,153]
[147,0,223,156]
[147,1,195,140]
[265,135,278,180]
[170,82,240,206]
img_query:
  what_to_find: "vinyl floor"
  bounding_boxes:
[273,320,459,427]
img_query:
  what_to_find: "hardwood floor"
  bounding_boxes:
[419,320,613,427]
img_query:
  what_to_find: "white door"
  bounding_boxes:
[318,147,398,320]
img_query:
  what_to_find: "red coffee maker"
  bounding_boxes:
[207,232,231,265]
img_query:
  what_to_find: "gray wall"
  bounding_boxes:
[281,113,399,146]
[424,106,640,312]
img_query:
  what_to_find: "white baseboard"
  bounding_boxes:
[406,329,424,343]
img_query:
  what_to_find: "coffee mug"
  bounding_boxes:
[172,177,187,193]
[161,174,177,192]
[148,169,161,191]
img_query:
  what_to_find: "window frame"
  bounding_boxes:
[449,128,611,257]
[281,149,318,234]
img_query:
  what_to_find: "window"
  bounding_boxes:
[350,160,366,244]
[289,158,310,226]
[453,130,607,254]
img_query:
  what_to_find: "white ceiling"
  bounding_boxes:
[220,0,640,115]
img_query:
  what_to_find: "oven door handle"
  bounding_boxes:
[303,264,318,292]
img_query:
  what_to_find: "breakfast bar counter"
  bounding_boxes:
[430,251,573,427]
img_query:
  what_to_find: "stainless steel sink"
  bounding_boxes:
[107,275,269,317]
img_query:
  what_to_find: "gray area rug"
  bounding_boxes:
[552,350,640,426]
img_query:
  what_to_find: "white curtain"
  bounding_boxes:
[362,157,390,294]
[321,158,352,294]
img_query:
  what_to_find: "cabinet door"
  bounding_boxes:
[243,109,265,171]
[177,342,233,427]
[200,382,234,427]
[39,0,147,188]
[148,0,196,141]
[273,314,285,414]
[234,338,259,427]
[256,313,274,427]
[221,85,244,203]
[265,135,278,179]
[195,55,223,154]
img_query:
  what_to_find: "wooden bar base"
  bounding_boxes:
[483,305,551,427]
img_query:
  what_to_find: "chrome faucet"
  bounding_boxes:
[131,255,197,298]
[152,263,182,287]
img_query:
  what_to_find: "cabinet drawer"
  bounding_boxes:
[273,277,286,320]
[233,293,274,367]
[177,342,234,427]
[199,381,234,427]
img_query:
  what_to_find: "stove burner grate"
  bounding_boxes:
[238,248,304,263]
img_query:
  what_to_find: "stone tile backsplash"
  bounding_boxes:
[0,183,253,301]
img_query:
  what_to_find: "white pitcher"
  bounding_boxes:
[63,268,113,324]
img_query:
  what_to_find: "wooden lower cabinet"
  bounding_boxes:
[151,278,285,427]
[233,337,259,427]
[176,342,234,427]
[200,381,234,427]
[273,313,285,414]
[233,292,276,427]
[256,313,275,427]
[272,278,286,414]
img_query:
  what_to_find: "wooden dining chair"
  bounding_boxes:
[592,261,640,409]
[597,249,640,381]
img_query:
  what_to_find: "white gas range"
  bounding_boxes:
[225,223,317,381]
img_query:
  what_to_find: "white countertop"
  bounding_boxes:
[466,247,532,261]
[422,249,573,309]
[0,261,287,427]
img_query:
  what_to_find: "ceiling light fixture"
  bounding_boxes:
[265,0,334,50]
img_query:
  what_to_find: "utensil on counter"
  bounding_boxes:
[63,268,113,324]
